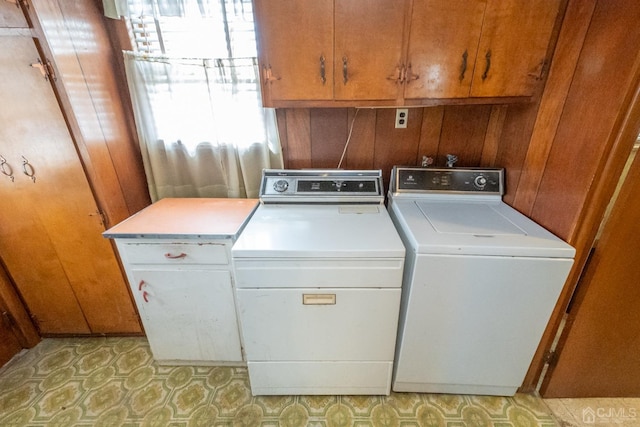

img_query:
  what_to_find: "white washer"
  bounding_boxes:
[387,166,575,396]
[232,169,405,395]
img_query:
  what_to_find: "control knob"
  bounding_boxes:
[273,179,289,193]
[474,175,488,190]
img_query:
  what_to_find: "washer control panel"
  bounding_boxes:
[392,167,504,195]
[260,169,384,204]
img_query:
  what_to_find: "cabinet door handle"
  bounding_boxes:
[342,56,348,85]
[164,252,187,259]
[138,280,146,291]
[405,64,419,84]
[21,156,35,182]
[0,156,14,182]
[142,291,149,303]
[482,50,491,81]
[319,55,326,85]
[459,50,468,82]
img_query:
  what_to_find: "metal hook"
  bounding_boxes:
[22,156,36,183]
[0,156,14,182]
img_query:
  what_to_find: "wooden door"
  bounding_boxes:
[0,35,141,334]
[404,0,486,99]
[542,146,640,397]
[254,0,333,103]
[470,0,561,97]
[334,0,408,100]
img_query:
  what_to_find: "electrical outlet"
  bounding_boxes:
[395,108,408,128]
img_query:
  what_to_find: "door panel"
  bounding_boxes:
[405,0,485,99]
[0,35,140,334]
[255,0,333,102]
[543,147,640,397]
[470,0,561,97]
[334,0,408,100]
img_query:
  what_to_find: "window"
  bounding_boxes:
[116,0,282,200]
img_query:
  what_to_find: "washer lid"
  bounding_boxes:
[418,201,526,236]
[390,199,575,258]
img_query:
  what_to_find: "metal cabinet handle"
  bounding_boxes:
[21,156,35,182]
[342,56,348,84]
[164,252,187,259]
[142,291,149,303]
[0,156,14,182]
[460,50,468,82]
[320,55,326,85]
[405,63,419,84]
[138,280,146,291]
[482,50,492,81]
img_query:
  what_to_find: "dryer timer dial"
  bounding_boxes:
[273,179,289,192]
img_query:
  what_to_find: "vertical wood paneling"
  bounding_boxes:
[284,109,313,169]
[513,0,597,216]
[437,105,492,166]
[480,105,508,167]
[495,103,540,205]
[417,106,445,164]
[310,109,348,168]
[530,0,640,240]
[345,108,376,169]
[276,109,289,167]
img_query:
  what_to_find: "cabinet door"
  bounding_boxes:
[334,0,408,100]
[131,269,243,363]
[470,0,561,97]
[255,0,333,103]
[0,36,140,334]
[404,0,486,99]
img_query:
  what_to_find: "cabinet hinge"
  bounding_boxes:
[89,210,107,228]
[543,349,558,367]
[30,58,56,82]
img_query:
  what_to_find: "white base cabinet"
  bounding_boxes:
[115,239,243,365]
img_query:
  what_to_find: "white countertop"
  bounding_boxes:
[103,198,259,240]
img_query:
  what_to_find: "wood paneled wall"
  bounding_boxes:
[276,104,537,199]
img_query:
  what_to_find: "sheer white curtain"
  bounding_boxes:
[112,0,282,201]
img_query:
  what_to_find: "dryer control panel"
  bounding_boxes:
[391,167,504,195]
[260,169,384,204]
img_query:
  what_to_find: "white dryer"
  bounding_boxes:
[232,169,405,395]
[387,166,575,396]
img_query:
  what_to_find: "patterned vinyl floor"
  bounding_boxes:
[0,337,560,426]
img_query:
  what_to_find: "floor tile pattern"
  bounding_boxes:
[0,337,560,426]
[544,398,640,426]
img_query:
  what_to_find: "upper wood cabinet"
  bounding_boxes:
[254,0,562,106]
[255,0,409,105]
[256,1,334,102]
[333,1,408,101]
[405,0,561,100]
[469,0,562,98]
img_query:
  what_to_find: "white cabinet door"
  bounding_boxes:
[130,269,242,363]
